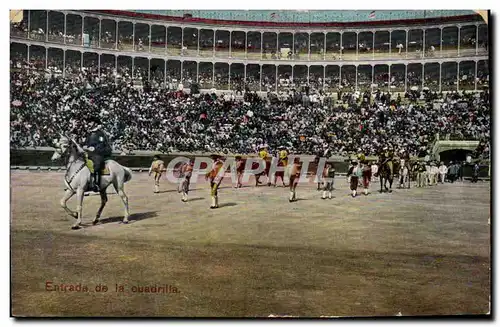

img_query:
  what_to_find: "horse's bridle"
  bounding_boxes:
[59,143,87,192]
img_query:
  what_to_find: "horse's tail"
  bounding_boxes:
[123,166,133,183]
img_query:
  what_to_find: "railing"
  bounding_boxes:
[11,30,488,63]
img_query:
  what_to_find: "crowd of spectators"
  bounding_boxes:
[10,62,490,159]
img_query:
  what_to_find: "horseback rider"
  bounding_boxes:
[83,119,112,192]
[380,145,394,166]
[376,145,395,192]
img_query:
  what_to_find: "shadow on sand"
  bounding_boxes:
[218,202,238,208]
[96,211,158,225]
[187,197,205,202]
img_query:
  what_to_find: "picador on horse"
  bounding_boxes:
[375,145,395,193]
[83,118,113,192]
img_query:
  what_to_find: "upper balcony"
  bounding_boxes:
[10,10,489,64]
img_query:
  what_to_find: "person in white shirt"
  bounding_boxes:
[371,162,378,182]
[424,162,431,186]
[438,162,448,183]
[430,162,440,186]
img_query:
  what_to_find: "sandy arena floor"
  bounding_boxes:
[10,170,491,317]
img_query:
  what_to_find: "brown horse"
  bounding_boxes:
[376,158,395,193]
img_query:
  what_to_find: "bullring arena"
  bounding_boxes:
[11,169,490,316]
[10,8,491,317]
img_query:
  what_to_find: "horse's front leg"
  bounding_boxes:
[93,189,108,225]
[72,187,84,229]
[60,188,77,218]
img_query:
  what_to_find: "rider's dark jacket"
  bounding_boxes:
[86,129,112,157]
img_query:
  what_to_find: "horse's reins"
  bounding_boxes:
[56,129,87,193]
[64,162,86,193]
[63,143,87,193]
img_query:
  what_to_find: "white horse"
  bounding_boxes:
[399,159,410,189]
[51,137,133,229]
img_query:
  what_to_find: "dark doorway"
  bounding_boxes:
[439,149,473,163]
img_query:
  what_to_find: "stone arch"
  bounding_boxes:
[432,140,479,162]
